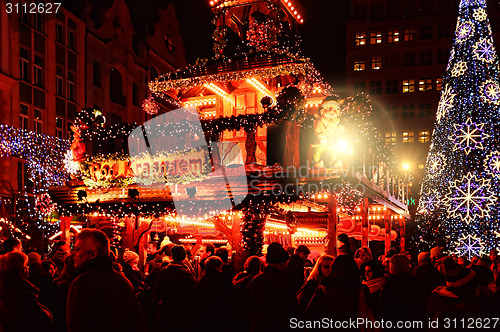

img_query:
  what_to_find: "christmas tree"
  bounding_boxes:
[415,0,500,256]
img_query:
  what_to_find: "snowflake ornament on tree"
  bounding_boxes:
[427,152,447,176]
[436,86,456,124]
[451,61,468,77]
[484,151,500,178]
[456,21,474,43]
[445,172,495,224]
[455,234,485,260]
[480,80,500,104]
[418,190,441,214]
[474,8,487,21]
[450,118,490,155]
[473,38,495,63]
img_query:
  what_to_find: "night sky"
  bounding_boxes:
[171,0,350,91]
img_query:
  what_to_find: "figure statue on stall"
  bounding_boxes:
[310,98,345,168]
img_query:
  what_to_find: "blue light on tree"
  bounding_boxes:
[413,0,500,252]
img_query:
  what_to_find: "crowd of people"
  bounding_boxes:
[1,230,500,332]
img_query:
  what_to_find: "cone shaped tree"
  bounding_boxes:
[414,0,500,258]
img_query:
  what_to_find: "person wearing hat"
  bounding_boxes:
[428,256,478,322]
[246,242,298,332]
[121,250,144,292]
[337,233,353,257]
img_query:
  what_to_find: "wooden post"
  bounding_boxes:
[284,122,300,169]
[384,210,392,254]
[360,198,370,248]
[326,195,338,256]
[399,217,406,252]
[60,216,72,243]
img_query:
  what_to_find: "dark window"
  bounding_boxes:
[56,45,65,65]
[386,55,398,68]
[402,104,415,118]
[33,13,42,31]
[387,105,398,119]
[68,30,75,50]
[437,23,451,38]
[420,25,433,40]
[132,84,140,107]
[353,4,367,20]
[68,51,77,71]
[369,3,383,21]
[33,55,43,87]
[33,88,45,109]
[56,23,64,44]
[437,49,449,64]
[110,68,126,106]
[386,80,398,94]
[34,32,45,55]
[354,82,365,93]
[67,102,77,120]
[56,98,65,117]
[20,82,32,103]
[420,51,433,65]
[370,81,382,95]
[93,61,102,87]
[403,52,415,66]
[419,103,432,117]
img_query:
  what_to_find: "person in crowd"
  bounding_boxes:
[305,254,374,328]
[414,251,444,300]
[428,256,478,322]
[41,260,57,278]
[430,247,445,268]
[66,228,147,332]
[121,250,144,293]
[305,250,320,268]
[246,242,297,332]
[152,244,195,332]
[1,238,22,254]
[216,246,235,283]
[489,249,499,277]
[287,244,310,293]
[52,255,76,332]
[192,255,236,332]
[337,233,353,257]
[194,242,215,278]
[380,248,397,274]
[0,251,53,332]
[286,246,295,256]
[48,241,70,277]
[233,256,263,308]
[297,254,334,314]
[379,254,428,328]
[361,258,385,317]
[471,256,494,287]
[457,255,470,268]
[354,246,373,268]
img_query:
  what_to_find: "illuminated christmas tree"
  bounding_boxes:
[415,0,500,253]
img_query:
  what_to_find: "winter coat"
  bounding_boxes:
[246,266,298,332]
[66,256,147,332]
[0,277,52,332]
[296,279,319,315]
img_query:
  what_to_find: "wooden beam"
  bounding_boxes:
[326,195,338,256]
[360,198,370,248]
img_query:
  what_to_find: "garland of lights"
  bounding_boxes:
[35,193,57,216]
[336,182,363,216]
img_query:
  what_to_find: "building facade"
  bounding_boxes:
[0,0,186,220]
[345,0,500,193]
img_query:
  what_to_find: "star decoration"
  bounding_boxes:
[445,172,495,224]
[427,152,447,176]
[450,118,490,155]
[473,8,487,21]
[63,149,80,175]
[451,61,468,77]
[455,234,485,261]
[436,85,455,123]
[484,151,500,178]
[473,38,495,63]
[418,190,441,214]
[456,21,474,43]
[480,80,500,104]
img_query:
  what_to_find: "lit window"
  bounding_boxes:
[419,78,432,91]
[404,28,415,41]
[402,80,415,93]
[355,32,366,46]
[419,131,430,143]
[388,29,399,43]
[370,31,382,44]
[385,132,397,145]
[402,131,414,143]
[436,78,443,91]
[354,61,365,71]
[371,56,382,70]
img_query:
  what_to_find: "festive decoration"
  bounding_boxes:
[436,85,455,124]
[142,97,159,115]
[336,182,363,215]
[484,151,500,178]
[414,0,500,252]
[64,149,80,175]
[455,234,485,260]
[449,118,490,155]
[35,193,57,216]
[445,172,495,224]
